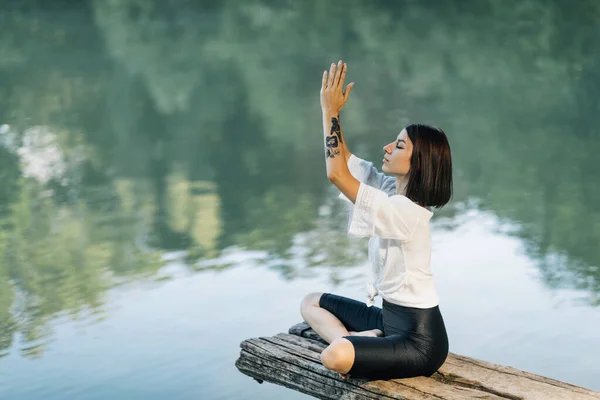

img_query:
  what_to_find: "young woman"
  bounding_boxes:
[300,60,453,381]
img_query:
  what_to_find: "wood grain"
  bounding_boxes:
[234,322,600,400]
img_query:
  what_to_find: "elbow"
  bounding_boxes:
[327,172,342,183]
[328,169,350,184]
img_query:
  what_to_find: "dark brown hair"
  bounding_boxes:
[404,124,453,208]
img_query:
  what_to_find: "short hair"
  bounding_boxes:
[404,124,453,209]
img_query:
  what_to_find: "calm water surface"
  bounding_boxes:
[1,1,599,399]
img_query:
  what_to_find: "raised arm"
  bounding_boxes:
[321,60,359,203]
[336,113,352,164]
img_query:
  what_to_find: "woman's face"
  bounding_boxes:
[382,128,412,176]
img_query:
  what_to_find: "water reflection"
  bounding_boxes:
[0,0,599,362]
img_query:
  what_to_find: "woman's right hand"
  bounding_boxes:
[320,60,355,114]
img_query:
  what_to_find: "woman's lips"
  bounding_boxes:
[383,158,389,163]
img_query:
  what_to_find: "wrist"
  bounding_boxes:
[322,108,340,116]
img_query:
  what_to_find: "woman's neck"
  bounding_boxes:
[395,175,409,196]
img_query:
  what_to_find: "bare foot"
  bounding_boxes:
[348,329,383,337]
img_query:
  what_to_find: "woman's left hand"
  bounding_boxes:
[320,60,354,114]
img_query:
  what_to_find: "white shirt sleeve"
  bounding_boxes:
[346,183,420,241]
[338,154,396,203]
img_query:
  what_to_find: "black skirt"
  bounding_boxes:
[319,292,449,380]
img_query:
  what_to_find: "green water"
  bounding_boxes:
[1,1,599,398]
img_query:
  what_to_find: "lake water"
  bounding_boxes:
[1,1,599,399]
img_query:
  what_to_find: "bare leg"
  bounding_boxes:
[300,292,350,344]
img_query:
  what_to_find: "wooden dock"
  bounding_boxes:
[235,321,600,400]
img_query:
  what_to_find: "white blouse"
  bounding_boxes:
[338,154,439,309]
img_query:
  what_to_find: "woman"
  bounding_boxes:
[300,60,452,381]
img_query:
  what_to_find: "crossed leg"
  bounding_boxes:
[300,292,384,379]
[322,330,384,379]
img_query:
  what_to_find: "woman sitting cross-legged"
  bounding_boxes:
[300,60,452,381]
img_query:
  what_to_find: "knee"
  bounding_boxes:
[320,338,352,372]
[300,292,323,317]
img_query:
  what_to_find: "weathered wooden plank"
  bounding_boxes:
[235,322,600,400]
[237,340,393,399]
[237,337,467,399]
[238,334,508,399]
[270,333,514,399]
[435,354,599,400]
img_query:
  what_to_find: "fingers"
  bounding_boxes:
[327,63,336,87]
[336,61,346,87]
[323,60,349,90]
[343,82,355,100]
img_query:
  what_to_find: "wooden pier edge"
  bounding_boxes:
[235,321,600,400]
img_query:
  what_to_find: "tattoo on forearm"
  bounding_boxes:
[325,134,340,159]
[326,148,341,158]
[326,135,339,148]
[330,117,343,144]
